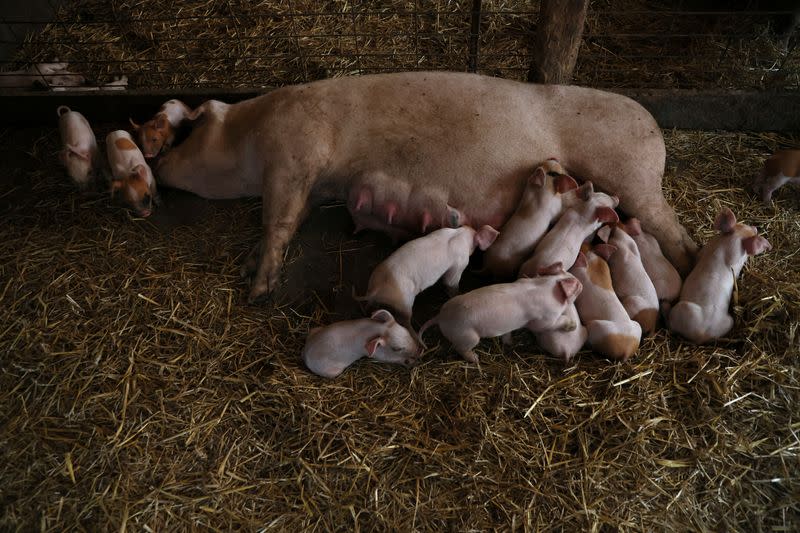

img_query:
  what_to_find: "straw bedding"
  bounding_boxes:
[1,123,798,530]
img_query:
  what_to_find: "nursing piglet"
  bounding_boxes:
[131,99,198,158]
[57,106,98,187]
[595,224,660,335]
[302,310,421,378]
[482,159,580,278]
[533,299,587,362]
[419,265,582,363]
[518,182,619,278]
[106,130,159,217]
[355,225,499,322]
[753,149,800,203]
[570,249,642,361]
[668,208,771,344]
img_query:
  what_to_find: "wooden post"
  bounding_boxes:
[527,0,589,84]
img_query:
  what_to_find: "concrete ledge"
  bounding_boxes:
[1,87,798,131]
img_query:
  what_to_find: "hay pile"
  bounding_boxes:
[1,122,798,529]
[9,0,799,90]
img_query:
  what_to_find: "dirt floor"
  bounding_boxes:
[1,123,799,530]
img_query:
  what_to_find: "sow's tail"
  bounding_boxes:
[56,105,71,117]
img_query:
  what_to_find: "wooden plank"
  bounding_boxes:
[0,87,798,131]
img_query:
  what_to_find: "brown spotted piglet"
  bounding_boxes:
[419,264,582,364]
[130,99,198,158]
[481,159,580,278]
[753,149,800,203]
[518,182,619,278]
[57,106,99,187]
[106,130,160,218]
[595,223,660,335]
[668,207,771,344]
[354,225,500,323]
[570,249,642,361]
[302,310,421,378]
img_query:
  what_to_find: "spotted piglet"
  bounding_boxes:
[753,149,800,203]
[302,310,421,378]
[570,249,642,361]
[355,225,500,323]
[57,106,98,187]
[595,223,660,335]
[518,182,619,278]
[668,208,771,344]
[419,264,582,364]
[130,99,198,158]
[481,159,580,278]
[106,130,160,217]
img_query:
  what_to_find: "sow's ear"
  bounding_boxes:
[742,235,771,256]
[554,174,579,194]
[370,309,395,323]
[475,225,500,251]
[365,336,386,357]
[713,207,737,234]
[556,277,582,303]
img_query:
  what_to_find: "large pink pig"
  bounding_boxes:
[570,249,642,361]
[668,208,771,344]
[57,106,98,187]
[355,225,499,322]
[595,224,660,335]
[155,72,698,302]
[518,183,619,278]
[481,159,581,278]
[419,264,582,363]
[302,309,421,378]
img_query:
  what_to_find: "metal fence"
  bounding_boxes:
[1,1,798,92]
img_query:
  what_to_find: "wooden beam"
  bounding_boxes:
[527,0,589,84]
[0,87,798,132]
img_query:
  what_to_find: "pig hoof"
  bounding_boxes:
[560,319,578,332]
[462,350,480,364]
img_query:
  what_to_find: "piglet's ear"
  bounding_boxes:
[742,235,771,256]
[595,206,619,224]
[713,207,737,234]
[529,167,546,188]
[556,277,582,304]
[110,179,124,198]
[554,174,579,194]
[594,243,617,261]
[537,262,563,276]
[370,309,395,323]
[572,252,588,269]
[129,117,141,131]
[130,163,148,181]
[365,336,386,357]
[67,145,90,161]
[577,181,594,201]
[475,225,500,251]
[624,218,642,236]
[154,115,168,130]
[596,225,612,243]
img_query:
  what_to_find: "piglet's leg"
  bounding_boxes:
[440,261,469,297]
[248,170,314,302]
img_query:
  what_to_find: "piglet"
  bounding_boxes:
[668,207,771,344]
[570,249,642,361]
[419,264,582,363]
[106,130,159,217]
[57,106,98,187]
[595,224,660,335]
[482,159,580,278]
[753,149,800,203]
[518,182,619,278]
[533,299,587,362]
[354,225,500,322]
[130,99,198,158]
[612,218,682,310]
[302,310,421,378]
